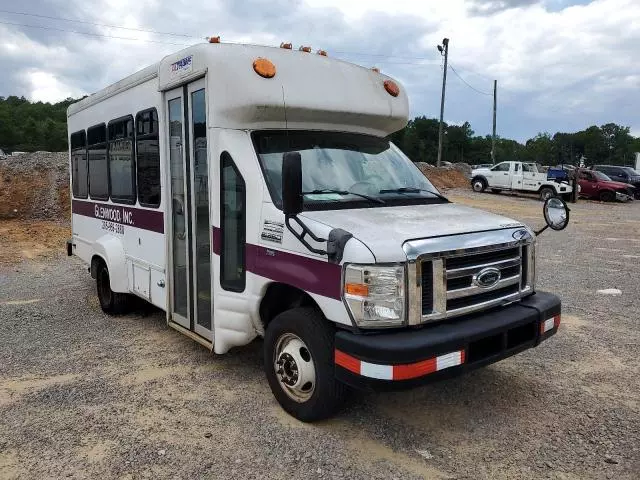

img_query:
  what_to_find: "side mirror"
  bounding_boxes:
[282,151,303,216]
[536,197,570,236]
[544,197,570,230]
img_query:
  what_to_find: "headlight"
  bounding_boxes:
[343,264,406,328]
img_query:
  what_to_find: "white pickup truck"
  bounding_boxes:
[471,161,572,201]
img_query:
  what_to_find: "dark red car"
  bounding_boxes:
[578,169,635,202]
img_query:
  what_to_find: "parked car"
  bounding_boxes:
[592,165,640,199]
[577,169,635,202]
[471,161,572,201]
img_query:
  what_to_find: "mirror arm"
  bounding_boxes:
[285,215,328,255]
[534,224,549,236]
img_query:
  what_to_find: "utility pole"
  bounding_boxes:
[491,79,497,164]
[436,38,449,167]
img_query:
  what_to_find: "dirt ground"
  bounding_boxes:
[1,191,639,479]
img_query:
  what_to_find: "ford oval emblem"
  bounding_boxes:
[473,267,502,289]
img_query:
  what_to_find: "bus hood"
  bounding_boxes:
[301,203,525,263]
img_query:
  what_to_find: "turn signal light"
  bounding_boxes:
[299,46,311,53]
[317,49,327,56]
[345,283,369,297]
[384,79,400,97]
[253,58,276,78]
[280,42,292,49]
[208,36,220,43]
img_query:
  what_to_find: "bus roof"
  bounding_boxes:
[68,43,409,137]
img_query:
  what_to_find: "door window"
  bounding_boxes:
[220,152,246,292]
[492,162,510,172]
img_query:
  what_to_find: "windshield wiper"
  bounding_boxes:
[302,189,386,205]
[379,187,449,202]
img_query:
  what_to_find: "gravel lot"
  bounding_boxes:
[1,190,639,479]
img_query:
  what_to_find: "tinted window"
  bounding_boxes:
[492,162,510,172]
[108,116,135,203]
[70,131,87,198]
[136,109,161,207]
[220,152,246,292]
[88,124,109,200]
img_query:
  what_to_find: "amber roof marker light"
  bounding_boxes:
[208,36,220,43]
[299,46,311,53]
[280,42,292,49]
[384,79,400,97]
[253,58,276,78]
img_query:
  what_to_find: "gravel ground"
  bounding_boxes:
[1,191,639,479]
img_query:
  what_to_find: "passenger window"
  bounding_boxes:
[136,109,161,207]
[108,116,135,204]
[70,131,87,198]
[87,124,109,200]
[220,152,246,292]
[492,162,510,172]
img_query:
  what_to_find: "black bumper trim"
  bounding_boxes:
[334,291,561,391]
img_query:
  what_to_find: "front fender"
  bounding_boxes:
[92,235,128,293]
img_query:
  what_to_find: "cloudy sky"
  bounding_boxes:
[1,0,639,141]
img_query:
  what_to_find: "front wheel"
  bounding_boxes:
[599,190,615,202]
[264,307,347,422]
[472,178,487,192]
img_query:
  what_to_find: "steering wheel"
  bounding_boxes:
[350,175,384,194]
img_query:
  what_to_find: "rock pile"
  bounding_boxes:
[0,152,69,220]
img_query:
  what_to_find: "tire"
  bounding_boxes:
[264,307,347,422]
[599,190,615,202]
[96,262,132,315]
[490,188,502,194]
[539,187,556,201]
[471,178,487,193]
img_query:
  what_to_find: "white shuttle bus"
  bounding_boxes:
[67,42,569,421]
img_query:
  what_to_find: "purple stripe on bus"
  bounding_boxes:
[212,226,342,300]
[72,200,164,234]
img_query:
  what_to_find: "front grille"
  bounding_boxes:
[447,284,520,311]
[421,244,527,317]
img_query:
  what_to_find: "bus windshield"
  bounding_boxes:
[252,130,443,210]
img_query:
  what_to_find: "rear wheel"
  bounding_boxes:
[264,307,347,422]
[599,190,615,202]
[472,178,487,193]
[96,262,132,315]
[539,187,555,201]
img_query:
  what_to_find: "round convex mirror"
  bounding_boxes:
[543,197,569,231]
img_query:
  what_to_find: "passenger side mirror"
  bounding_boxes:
[545,197,570,230]
[536,197,570,236]
[282,151,303,216]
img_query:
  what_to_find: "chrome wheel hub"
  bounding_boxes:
[274,333,316,402]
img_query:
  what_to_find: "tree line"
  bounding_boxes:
[0,96,76,153]
[1,96,639,167]
[390,116,640,167]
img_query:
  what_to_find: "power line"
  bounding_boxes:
[0,20,195,46]
[448,64,493,96]
[0,8,202,38]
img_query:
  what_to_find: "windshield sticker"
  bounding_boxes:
[304,193,343,201]
[261,220,284,244]
[171,55,193,76]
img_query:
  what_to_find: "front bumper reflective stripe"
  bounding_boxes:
[335,349,466,381]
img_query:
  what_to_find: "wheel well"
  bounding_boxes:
[259,283,320,330]
[471,176,487,185]
[90,255,106,279]
[538,185,557,193]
